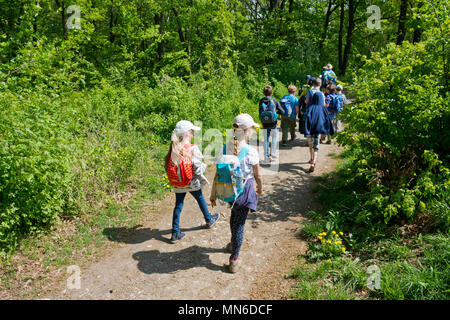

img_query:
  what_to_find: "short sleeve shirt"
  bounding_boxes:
[220,143,259,180]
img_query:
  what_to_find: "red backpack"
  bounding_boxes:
[167,144,194,187]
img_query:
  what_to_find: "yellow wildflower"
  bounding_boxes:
[318,236,323,240]
[342,247,346,252]
[334,241,338,245]
[332,231,336,234]
[327,240,332,244]
[339,232,344,236]
[327,259,331,262]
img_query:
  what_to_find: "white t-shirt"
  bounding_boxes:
[220,142,259,180]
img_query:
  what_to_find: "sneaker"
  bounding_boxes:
[309,162,316,172]
[228,258,239,273]
[206,213,219,228]
[281,141,287,147]
[170,232,186,243]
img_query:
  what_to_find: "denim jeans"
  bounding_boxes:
[264,128,278,159]
[172,189,212,235]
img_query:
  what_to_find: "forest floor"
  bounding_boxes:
[39,130,343,300]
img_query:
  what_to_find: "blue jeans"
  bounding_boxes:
[264,128,278,159]
[172,189,212,235]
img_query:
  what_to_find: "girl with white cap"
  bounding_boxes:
[164,120,219,243]
[210,113,263,273]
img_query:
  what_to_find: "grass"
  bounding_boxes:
[290,149,450,300]
[0,150,171,300]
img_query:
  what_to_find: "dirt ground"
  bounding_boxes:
[44,132,342,300]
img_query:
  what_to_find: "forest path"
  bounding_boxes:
[46,130,343,300]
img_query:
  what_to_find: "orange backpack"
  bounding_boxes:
[167,144,194,187]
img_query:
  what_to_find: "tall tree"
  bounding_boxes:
[396,0,408,44]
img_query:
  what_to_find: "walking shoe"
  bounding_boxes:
[309,163,316,173]
[281,141,287,147]
[206,213,219,228]
[228,258,239,273]
[170,232,186,243]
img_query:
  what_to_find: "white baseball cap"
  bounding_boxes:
[336,84,343,90]
[233,113,260,130]
[173,120,201,135]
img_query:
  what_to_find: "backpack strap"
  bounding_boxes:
[237,144,250,162]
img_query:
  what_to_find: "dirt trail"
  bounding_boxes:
[46,133,342,300]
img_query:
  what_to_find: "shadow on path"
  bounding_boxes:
[132,245,227,274]
[103,225,207,245]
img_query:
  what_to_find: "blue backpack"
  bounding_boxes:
[214,143,250,204]
[280,95,293,117]
[259,98,277,124]
[328,94,343,113]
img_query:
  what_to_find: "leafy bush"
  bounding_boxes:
[336,41,449,232]
[0,66,268,255]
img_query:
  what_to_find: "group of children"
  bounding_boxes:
[165,114,262,273]
[258,63,347,172]
[163,63,346,274]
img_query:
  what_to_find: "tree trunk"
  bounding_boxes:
[109,4,115,43]
[318,0,334,51]
[319,0,339,54]
[341,0,356,75]
[56,0,67,39]
[172,8,185,43]
[338,1,345,74]
[288,0,294,13]
[155,13,164,61]
[396,0,408,45]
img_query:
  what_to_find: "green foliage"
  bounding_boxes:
[336,40,449,230]
[0,66,266,255]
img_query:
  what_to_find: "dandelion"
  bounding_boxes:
[322,232,327,236]
[332,231,336,235]
[327,240,332,244]
[318,236,323,240]
[339,232,344,236]
[342,247,346,252]
[334,241,338,245]
[327,259,331,262]
[166,184,170,188]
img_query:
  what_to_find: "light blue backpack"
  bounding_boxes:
[214,143,250,203]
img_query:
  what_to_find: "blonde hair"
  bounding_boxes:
[226,124,253,156]
[288,84,297,94]
[164,130,192,169]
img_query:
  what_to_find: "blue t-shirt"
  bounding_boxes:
[280,94,300,119]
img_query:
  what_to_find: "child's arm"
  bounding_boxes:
[210,171,218,207]
[252,164,263,194]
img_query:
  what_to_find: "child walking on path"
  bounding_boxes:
[259,85,283,164]
[280,85,300,146]
[165,120,219,243]
[324,83,342,143]
[303,91,335,172]
[210,114,263,273]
